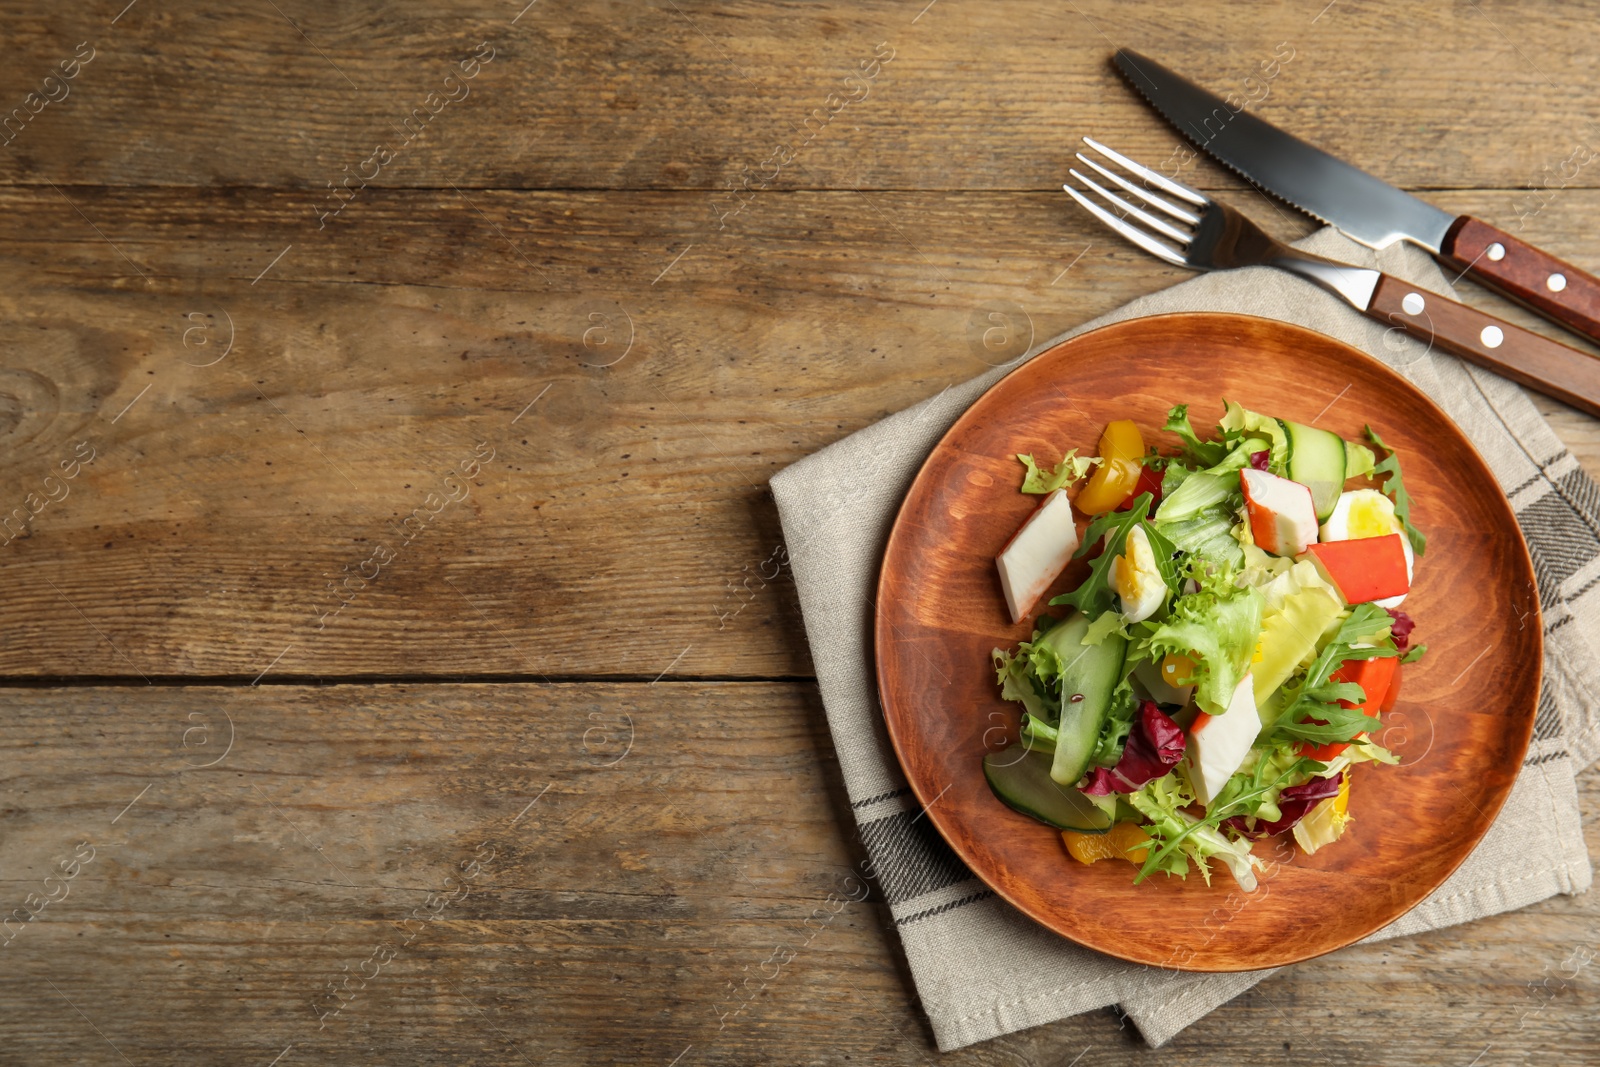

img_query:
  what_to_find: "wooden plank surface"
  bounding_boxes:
[2,0,1599,1061]
[0,1,1596,193]
[0,682,1595,1066]
[2,187,1600,679]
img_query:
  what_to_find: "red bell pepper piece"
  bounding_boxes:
[1380,662,1403,714]
[1115,464,1164,517]
[1301,533,1410,604]
[1297,655,1399,761]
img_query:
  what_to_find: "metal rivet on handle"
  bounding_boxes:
[1481,325,1505,348]
[1486,243,1506,261]
[1401,292,1425,315]
[1548,272,1568,292]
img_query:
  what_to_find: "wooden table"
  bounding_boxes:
[2,2,1595,1062]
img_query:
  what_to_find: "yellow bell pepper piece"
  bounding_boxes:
[1063,821,1152,866]
[1075,420,1145,514]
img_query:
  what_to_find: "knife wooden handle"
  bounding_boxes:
[1440,216,1600,347]
[1368,273,1600,419]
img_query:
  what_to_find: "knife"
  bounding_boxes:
[1113,48,1600,349]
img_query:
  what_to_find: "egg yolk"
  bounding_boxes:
[1110,529,1158,605]
[1111,553,1139,597]
[1335,490,1401,540]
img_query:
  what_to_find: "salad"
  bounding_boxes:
[986,401,1427,892]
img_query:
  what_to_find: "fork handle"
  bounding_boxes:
[1439,217,1600,348]
[1368,274,1600,418]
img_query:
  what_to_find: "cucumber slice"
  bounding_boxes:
[1281,418,1347,521]
[983,747,1112,833]
[1038,612,1128,786]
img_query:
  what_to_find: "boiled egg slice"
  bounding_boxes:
[1109,524,1166,623]
[1319,489,1413,608]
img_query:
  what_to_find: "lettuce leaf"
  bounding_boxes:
[1163,404,1230,468]
[1155,502,1244,567]
[1199,435,1273,479]
[1139,563,1265,715]
[994,642,1056,725]
[1019,713,1058,753]
[1125,772,1264,890]
[1344,440,1376,479]
[1154,470,1232,524]
[1081,701,1187,794]
[1017,448,1099,494]
[1087,681,1140,768]
[1083,609,1130,646]
[1218,400,1290,475]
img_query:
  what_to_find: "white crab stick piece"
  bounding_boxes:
[1241,468,1318,557]
[995,488,1080,624]
[1185,673,1262,805]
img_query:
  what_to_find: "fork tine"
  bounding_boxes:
[1074,152,1202,226]
[1081,137,1207,207]
[1062,184,1187,267]
[1069,168,1192,245]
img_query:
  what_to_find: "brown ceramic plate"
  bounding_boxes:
[874,312,1541,971]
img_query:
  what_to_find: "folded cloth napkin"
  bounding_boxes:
[769,227,1598,1050]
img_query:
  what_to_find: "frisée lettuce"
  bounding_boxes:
[983,400,1428,892]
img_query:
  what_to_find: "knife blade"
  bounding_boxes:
[1113,48,1600,349]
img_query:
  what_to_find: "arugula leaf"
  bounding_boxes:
[1274,707,1383,744]
[1364,426,1427,556]
[1131,755,1311,885]
[1049,494,1156,616]
[1264,602,1399,745]
[1400,643,1428,665]
[1163,404,1230,467]
[1141,520,1184,599]
[1299,603,1398,689]
[1017,449,1098,494]
[1211,741,1322,823]
[1303,680,1370,705]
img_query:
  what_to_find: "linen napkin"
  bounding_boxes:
[769,227,1599,1050]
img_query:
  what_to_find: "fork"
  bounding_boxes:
[1064,137,1600,419]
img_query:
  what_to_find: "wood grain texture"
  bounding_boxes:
[876,313,1541,970]
[2,0,1599,1060]
[0,1,1598,194]
[2,186,1599,680]
[0,682,1594,1067]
